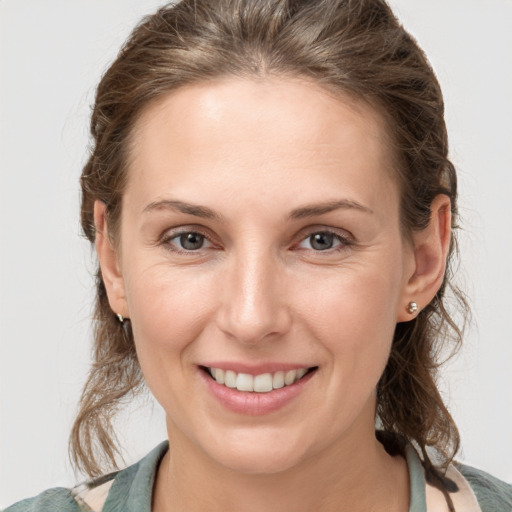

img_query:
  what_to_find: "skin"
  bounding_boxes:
[95,77,451,512]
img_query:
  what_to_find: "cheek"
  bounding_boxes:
[293,260,402,377]
[299,263,401,332]
[126,262,215,336]
[122,264,217,395]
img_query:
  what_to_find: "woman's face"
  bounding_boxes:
[110,78,417,473]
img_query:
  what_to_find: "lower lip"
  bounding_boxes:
[200,368,316,416]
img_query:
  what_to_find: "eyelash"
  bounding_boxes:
[160,227,353,255]
[160,228,215,255]
[295,231,353,252]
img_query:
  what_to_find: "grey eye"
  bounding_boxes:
[308,232,336,251]
[179,232,205,250]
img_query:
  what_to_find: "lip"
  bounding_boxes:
[199,364,317,415]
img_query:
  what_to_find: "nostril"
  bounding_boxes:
[215,272,292,345]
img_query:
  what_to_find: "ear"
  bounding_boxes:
[397,194,452,322]
[94,200,129,319]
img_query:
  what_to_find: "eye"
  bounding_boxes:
[297,231,350,251]
[165,231,212,252]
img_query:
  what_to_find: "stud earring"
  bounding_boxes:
[116,313,125,323]
[407,302,418,314]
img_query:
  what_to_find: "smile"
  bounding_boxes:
[205,367,315,393]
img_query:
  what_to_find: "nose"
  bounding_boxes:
[216,250,292,345]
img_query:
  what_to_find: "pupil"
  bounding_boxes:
[180,233,204,250]
[311,233,333,250]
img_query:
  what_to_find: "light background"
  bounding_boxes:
[1,0,511,507]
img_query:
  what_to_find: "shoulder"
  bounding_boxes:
[2,488,83,512]
[3,473,121,512]
[456,463,512,512]
[3,442,169,512]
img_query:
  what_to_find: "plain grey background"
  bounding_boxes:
[1,0,511,507]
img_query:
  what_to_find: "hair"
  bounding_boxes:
[73,0,468,505]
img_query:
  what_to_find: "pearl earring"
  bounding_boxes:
[407,302,418,314]
[116,313,125,323]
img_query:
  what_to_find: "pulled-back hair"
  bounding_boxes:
[73,0,468,499]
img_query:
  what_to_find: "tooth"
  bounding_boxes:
[211,368,311,391]
[236,373,254,392]
[214,368,225,384]
[224,370,237,388]
[254,373,273,392]
[272,371,285,389]
[296,368,308,380]
[284,370,297,386]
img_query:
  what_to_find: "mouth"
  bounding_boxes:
[200,366,318,393]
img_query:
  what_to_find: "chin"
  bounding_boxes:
[200,430,314,475]
[216,448,306,475]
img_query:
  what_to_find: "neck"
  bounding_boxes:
[152,426,409,512]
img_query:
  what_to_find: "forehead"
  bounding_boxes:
[126,77,398,214]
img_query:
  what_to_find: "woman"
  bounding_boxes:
[4,0,511,511]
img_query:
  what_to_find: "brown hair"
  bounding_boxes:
[73,0,468,501]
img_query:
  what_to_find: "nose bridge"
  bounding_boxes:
[217,245,290,344]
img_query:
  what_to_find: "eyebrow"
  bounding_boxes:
[142,198,373,220]
[143,199,223,220]
[289,199,373,219]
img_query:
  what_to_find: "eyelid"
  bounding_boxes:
[160,225,218,252]
[293,226,355,251]
[158,224,354,254]
[296,225,354,242]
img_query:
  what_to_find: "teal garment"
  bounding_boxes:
[455,463,512,512]
[4,441,512,512]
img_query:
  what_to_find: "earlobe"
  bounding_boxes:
[397,195,452,322]
[93,200,129,319]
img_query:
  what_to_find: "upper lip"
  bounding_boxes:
[200,362,317,375]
